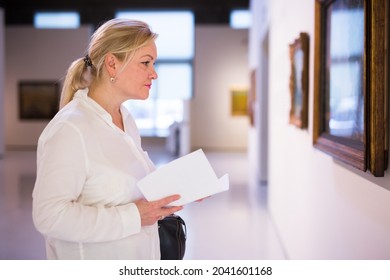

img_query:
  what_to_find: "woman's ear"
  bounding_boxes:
[104,53,117,76]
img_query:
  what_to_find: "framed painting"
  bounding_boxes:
[248,69,257,126]
[19,81,59,120]
[289,32,309,129]
[313,0,389,177]
[231,87,248,116]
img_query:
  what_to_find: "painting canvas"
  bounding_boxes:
[19,81,59,120]
[231,87,248,116]
[289,32,309,129]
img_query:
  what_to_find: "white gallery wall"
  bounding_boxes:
[4,26,92,148]
[191,26,250,151]
[249,0,390,259]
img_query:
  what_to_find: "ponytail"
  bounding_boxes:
[59,57,93,109]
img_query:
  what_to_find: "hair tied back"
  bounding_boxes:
[83,54,93,67]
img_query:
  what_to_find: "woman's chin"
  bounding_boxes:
[131,92,149,100]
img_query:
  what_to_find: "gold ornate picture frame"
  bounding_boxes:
[313,0,389,177]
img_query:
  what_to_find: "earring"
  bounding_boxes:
[110,77,115,82]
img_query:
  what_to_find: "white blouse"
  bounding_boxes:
[32,89,160,260]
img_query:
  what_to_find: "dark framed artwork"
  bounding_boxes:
[19,81,59,120]
[289,32,309,129]
[313,0,389,177]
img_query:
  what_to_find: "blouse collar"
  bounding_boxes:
[74,88,129,133]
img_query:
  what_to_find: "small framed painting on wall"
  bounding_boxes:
[289,32,309,129]
[19,81,59,120]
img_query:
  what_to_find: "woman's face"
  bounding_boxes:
[115,40,158,100]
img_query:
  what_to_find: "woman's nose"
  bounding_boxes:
[150,69,158,80]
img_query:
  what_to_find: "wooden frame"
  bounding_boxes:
[313,0,388,177]
[289,32,309,129]
[248,69,256,126]
[19,81,59,120]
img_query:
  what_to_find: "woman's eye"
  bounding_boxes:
[142,61,150,66]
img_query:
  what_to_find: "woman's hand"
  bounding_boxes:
[135,195,183,226]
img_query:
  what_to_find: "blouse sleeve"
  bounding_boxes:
[32,121,141,243]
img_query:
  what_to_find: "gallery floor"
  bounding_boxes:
[0,140,286,260]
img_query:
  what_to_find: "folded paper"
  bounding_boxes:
[137,149,229,206]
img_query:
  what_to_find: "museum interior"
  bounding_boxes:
[0,0,389,260]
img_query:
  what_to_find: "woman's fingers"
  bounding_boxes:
[135,195,183,226]
[155,194,181,207]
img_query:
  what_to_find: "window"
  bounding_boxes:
[116,11,194,136]
[230,9,251,29]
[156,63,193,100]
[116,11,194,59]
[34,12,80,29]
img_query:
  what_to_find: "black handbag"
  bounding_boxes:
[158,214,187,260]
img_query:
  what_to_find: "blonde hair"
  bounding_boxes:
[59,18,158,109]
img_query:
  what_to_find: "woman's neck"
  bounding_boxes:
[88,85,124,131]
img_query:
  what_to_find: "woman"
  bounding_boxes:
[32,18,183,260]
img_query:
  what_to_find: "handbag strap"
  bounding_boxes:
[168,214,187,238]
